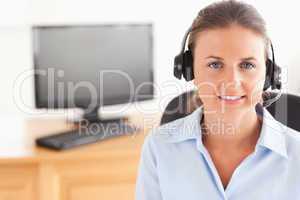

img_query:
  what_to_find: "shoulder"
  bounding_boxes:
[276,124,300,183]
[141,106,202,153]
[138,116,187,164]
[144,114,188,146]
[262,106,300,159]
[148,107,202,143]
[272,119,300,162]
[283,125,300,156]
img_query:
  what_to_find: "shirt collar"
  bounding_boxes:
[255,104,288,159]
[160,104,288,159]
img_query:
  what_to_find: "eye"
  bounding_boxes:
[208,61,223,69]
[240,62,256,70]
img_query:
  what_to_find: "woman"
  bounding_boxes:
[136,1,300,199]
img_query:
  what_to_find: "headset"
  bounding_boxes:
[174,26,282,107]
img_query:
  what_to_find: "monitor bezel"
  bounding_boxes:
[32,23,154,109]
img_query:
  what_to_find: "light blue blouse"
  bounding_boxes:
[135,104,300,200]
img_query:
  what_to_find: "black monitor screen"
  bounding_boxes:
[32,24,154,109]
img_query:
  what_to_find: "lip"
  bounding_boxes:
[217,95,246,105]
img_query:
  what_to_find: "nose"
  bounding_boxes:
[222,68,242,90]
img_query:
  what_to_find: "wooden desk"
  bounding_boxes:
[0,113,160,200]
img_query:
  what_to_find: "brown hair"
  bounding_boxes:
[188,0,270,59]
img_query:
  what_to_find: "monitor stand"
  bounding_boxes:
[73,106,128,126]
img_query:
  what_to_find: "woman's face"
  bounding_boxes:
[193,24,266,115]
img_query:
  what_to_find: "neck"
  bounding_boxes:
[201,107,262,151]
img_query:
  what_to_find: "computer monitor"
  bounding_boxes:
[32,23,154,122]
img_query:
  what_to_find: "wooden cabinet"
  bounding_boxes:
[57,160,136,200]
[0,113,159,200]
[0,165,37,200]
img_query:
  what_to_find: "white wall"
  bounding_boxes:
[1,0,300,118]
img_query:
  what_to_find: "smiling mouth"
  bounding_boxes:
[217,95,246,101]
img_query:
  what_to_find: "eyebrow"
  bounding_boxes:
[205,56,257,61]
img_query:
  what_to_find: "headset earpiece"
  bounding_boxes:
[264,58,282,91]
[182,50,194,81]
[263,58,273,90]
[174,53,184,79]
[173,50,194,81]
[274,64,282,89]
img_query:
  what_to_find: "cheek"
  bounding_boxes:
[193,79,219,107]
[193,68,219,92]
[243,72,266,105]
[193,71,219,98]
